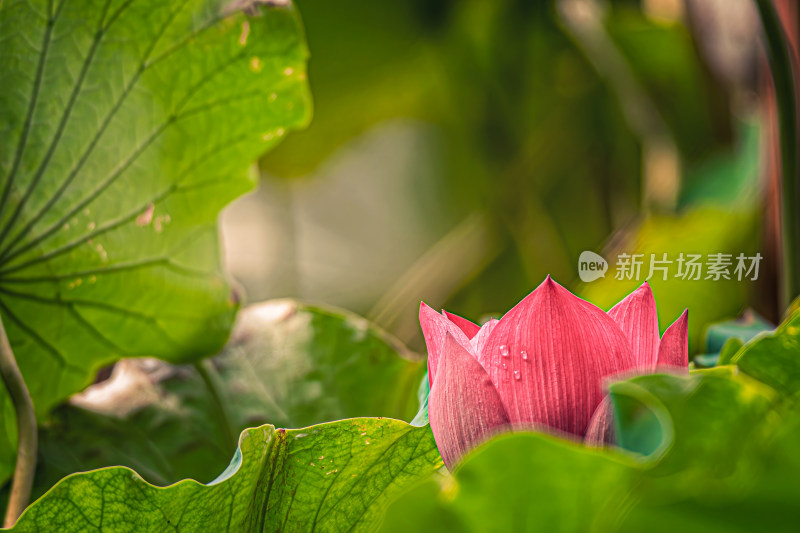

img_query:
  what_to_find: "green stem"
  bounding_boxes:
[193,360,237,450]
[0,316,37,528]
[756,0,800,309]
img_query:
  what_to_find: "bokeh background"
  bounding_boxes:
[221,0,789,354]
[4,0,800,515]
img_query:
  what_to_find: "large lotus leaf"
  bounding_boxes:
[8,419,442,532]
[13,300,423,504]
[0,0,310,484]
[612,372,798,532]
[217,300,424,428]
[609,367,775,486]
[733,309,800,396]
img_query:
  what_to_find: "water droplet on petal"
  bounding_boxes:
[521,350,528,361]
[500,344,509,357]
[501,363,507,370]
[513,370,521,380]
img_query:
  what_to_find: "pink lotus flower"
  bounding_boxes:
[420,276,688,470]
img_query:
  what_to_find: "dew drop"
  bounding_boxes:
[513,370,521,380]
[521,350,528,361]
[499,344,509,357]
[501,363,507,370]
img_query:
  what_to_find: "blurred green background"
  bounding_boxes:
[221,0,776,354]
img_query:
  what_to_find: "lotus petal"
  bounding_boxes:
[444,310,481,339]
[608,282,660,371]
[470,318,499,358]
[420,302,472,385]
[428,333,511,470]
[656,310,689,369]
[584,396,615,446]
[481,276,636,436]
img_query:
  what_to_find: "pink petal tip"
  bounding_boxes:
[608,282,660,372]
[443,310,481,339]
[656,309,689,370]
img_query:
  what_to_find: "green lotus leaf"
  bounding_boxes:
[0,0,311,485]
[10,418,442,532]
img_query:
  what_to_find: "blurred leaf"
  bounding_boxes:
[610,368,774,480]
[379,432,635,533]
[17,301,423,503]
[219,300,424,428]
[263,0,438,178]
[10,419,442,532]
[0,0,310,484]
[606,7,732,161]
[705,311,773,355]
[733,309,800,396]
[717,337,745,366]
[679,121,761,209]
[615,368,797,532]
[693,310,772,368]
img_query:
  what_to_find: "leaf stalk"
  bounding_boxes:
[756,0,800,309]
[0,316,37,528]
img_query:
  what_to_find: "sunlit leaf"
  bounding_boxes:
[10,419,442,532]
